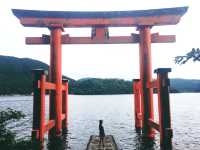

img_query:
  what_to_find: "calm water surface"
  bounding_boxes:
[0,94,200,150]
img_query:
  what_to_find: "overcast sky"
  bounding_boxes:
[0,0,199,80]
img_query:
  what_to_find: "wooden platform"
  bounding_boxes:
[86,135,119,150]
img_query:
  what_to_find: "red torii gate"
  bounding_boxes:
[12,6,187,148]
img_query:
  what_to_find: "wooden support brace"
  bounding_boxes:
[148,119,160,132]
[146,79,158,88]
[39,74,46,142]
[154,68,172,149]
[62,79,68,129]
[61,114,66,120]
[38,81,56,90]
[37,81,66,91]
[133,79,143,132]
[45,120,55,133]
[91,27,109,39]
[32,69,48,143]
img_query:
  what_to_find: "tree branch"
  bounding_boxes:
[175,48,200,64]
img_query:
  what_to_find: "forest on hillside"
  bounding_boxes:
[1,55,200,95]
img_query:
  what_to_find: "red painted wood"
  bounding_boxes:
[39,74,46,142]
[38,81,56,90]
[139,26,155,139]
[48,29,56,138]
[151,33,175,43]
[92,27,108,39]
[62,85,67,91]
[146,79,158,88]
[32,69,47,145]
[61,114,65,120]
[148,119,160,132]
[133,80,143,130]
[19,15,183,27]
[65,82,68,128]
[50,28,63,136]
[45,82,56,90]
[62,80,68,128]
[45,120,55,133]
[26,34,175,45]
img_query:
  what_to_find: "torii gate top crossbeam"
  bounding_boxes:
[12,7,188,28]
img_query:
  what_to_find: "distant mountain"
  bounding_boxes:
[69,78,184,94]
[0,55,200,95]
[70,78,132,95]
[171,79,200,93]
[0,55,48,95]
[0,55,75,95]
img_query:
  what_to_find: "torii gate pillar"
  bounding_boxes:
[139,26,155,138]
[49,26,63,136]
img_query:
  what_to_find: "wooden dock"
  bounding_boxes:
[86,135,119,150]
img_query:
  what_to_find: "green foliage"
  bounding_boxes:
[0,55,48,95]
[0,108,32,150]
[2,55,200,94]
[70,78,133,95]
[0,108,25,124]
[0,55,73,95]
[175,48,200,64]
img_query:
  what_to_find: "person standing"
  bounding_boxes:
[99,120,105,147]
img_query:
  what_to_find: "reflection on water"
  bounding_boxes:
[134,136,155,150]
[0,94,200,150]
[46,131,157,150]
[47,129,69,150]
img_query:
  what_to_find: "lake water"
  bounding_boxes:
[0,94,200,150]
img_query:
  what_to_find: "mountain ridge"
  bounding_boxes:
[0,55,200,95]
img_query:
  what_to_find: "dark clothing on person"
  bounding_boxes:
[99,124,105,138]
[99,120,105,147]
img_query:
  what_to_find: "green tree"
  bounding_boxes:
[0,108,32,150]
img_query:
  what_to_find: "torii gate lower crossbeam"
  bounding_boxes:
[25,32,175,45]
